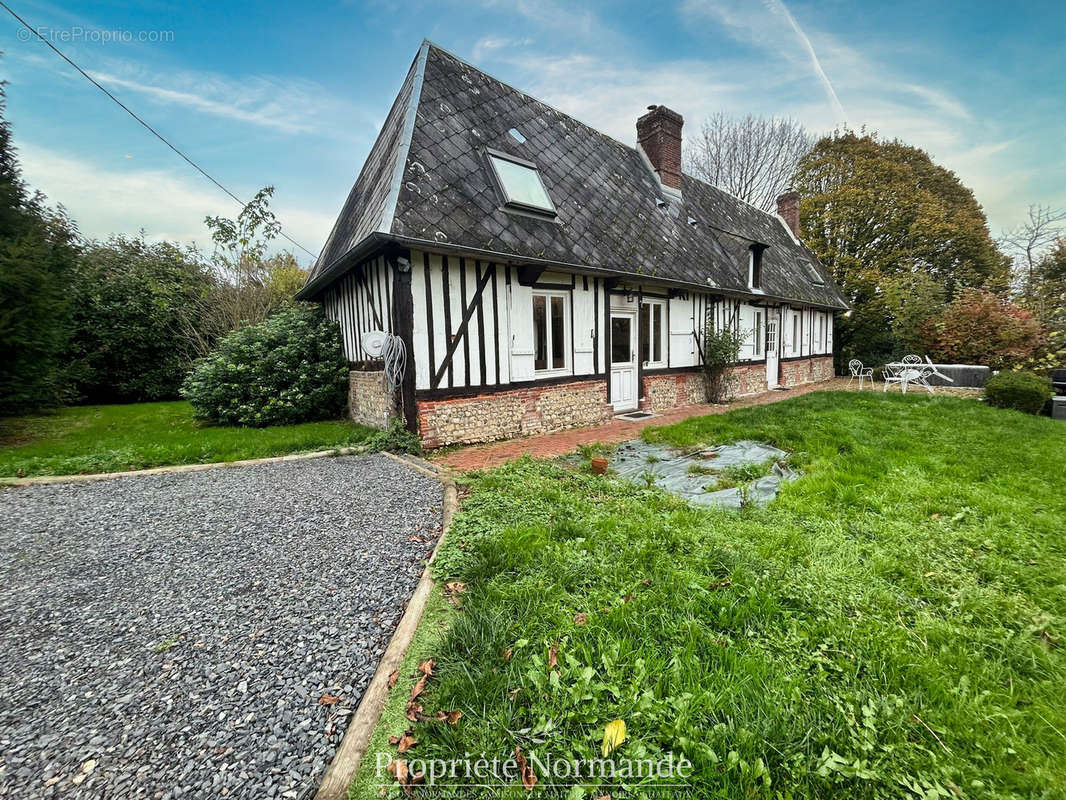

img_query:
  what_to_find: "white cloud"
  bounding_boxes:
[86,62,367,137]
[18,144,336,260]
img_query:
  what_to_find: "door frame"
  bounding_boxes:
[765,310,780,389]
[609,308,639,413]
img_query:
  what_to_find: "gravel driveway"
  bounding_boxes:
[0,454,442,800]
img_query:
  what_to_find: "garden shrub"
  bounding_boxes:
[364,419,423,456]
[983,370,1052,414]
[182,305,349,426]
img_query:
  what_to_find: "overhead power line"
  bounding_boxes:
[0,1,318,259]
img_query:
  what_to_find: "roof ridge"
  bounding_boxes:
[420,39,637,155]
[379,41,430,235]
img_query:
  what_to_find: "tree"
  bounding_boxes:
[685,113,813,211]
[1000,205,1066,303]
[793,130,1011,368]
[66,235,216,403]
[1025,238,1066,371]
[186,187,305,354]
[0,80,79,413]
[919,290,1044,370]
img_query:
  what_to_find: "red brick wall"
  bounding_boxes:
[417,380,613,449]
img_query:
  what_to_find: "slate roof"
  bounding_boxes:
[299,41,847,310]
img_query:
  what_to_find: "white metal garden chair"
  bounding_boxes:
[847,359,874,390]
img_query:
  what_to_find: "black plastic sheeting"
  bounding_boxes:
[608,439,799,508]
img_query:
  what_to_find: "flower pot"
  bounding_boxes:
[590,457,608,474]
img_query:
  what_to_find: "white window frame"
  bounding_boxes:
[791,312,801,356]
[639,298,667,368]
[532,290,570,375]
[752,310,764,358]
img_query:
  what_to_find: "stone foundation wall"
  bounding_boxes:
[780,355,835,387]
[349,370,393,430]
[418,380,613,448]
[642,372,708,411]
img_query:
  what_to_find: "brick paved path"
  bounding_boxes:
[434,378,857,471]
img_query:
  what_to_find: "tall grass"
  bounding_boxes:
[401,393,1066,799]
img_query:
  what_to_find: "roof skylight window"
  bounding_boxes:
[508,128,526,143]
[799,258,824,285]
[487,152,555,214]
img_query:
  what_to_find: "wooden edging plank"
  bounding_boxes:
[313,452,458,800]
[0,446,367,488]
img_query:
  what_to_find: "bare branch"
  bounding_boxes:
[1000,204,1066,299]
[684,113,814,211]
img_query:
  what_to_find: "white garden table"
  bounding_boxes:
[883,357,955,394]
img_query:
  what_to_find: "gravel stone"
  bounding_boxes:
[0,454,442,799]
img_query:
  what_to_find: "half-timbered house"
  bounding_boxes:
[296,41,848,448]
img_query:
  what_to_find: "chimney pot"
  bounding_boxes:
[636,105,684,191]
[776,189,801,237]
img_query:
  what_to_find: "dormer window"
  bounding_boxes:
[748,244,765,290]
[487,150,555,215]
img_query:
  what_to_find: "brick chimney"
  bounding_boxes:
[636,105,683,191]
[776,190,801,236]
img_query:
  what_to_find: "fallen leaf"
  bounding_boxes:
[602,719,626,757]
[508,688,521,700]
[622,594,633,604]
[43,777,60,788]
[410,675,428,701]
[515,746,537,791]
[640,578,652,586]
[548,642,558,671]
[318,693,341,706]
[418,659,435,677]
[594,795,612,800]
[387,670,398,689]
[931,513,941,519]
[448,596,462,608]
[444,581,466,595]
[397,734,418,753]
[404,701,423,722]
[435,710,462,724]
[503,648,513,661]
[387,758,409,785]
[574,612,588,626]
[924,571,936,578]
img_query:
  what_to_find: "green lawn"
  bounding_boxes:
[0,401,373,477]
[372,392,1066,800]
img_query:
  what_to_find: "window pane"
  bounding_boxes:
[550,296,565,369]
[611,317,630,364]
[490,155,554,211]
[653,305,662,362]
[533,295,547,371]
[639,303,650,363]
[753,312,762,355]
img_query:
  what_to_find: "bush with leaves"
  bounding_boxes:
[182,305,349,427]
[702,324,747,403]
[363,419,423,456]
[984,371,1052,415]
[920,289,1045,370]
[67,235,216,403]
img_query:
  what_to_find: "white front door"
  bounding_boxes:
[766,316,780,389]
[610,311,638,412]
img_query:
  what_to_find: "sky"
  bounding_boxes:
[1,0,1063,266]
